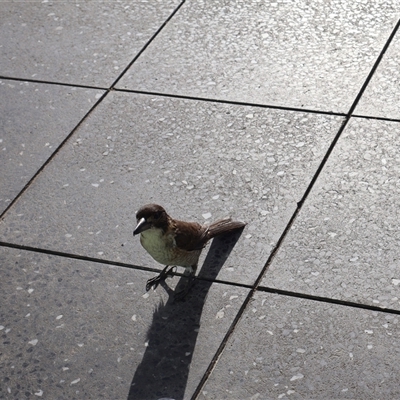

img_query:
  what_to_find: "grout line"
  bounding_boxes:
[352,113,400,123]
[259,286,400,316]
[3,240,400,318]
[0,90,109,221]
[114,88,347,117]
[0,241,156,274]
[0,75,107,91]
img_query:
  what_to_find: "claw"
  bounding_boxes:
[146,265,176,292]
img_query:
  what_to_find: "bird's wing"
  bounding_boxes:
[172,220,209,251]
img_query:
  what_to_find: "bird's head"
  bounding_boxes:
[133,204,169,235]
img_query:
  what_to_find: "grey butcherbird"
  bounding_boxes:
[133,204,246,298]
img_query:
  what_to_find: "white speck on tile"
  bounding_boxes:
[97,252,104,256]
[16,287,23,290]
[117,357,121,363]
[80,168,85,172]
[142,293,149,299]
[62,367,69,371]
[0,325,4,330]
[277,171,285,176]
[65,234,72,238]
[144,341,149,347]
[266,330,273,335]
[391,279,400,286]
[202,212,212,220]
[185,352,191,356]
[287,390,296,395]
[34,389,43,396]
[296,348,306,353]
[56,324,65,329]
[131,315,137,321]
[7,388,11,394]
[246,114,253,118]
[226,267,234,271]
[258,315,265,320]
[56,315,63,320]
[252,308,257,313]
[245,234,252,239]
[29,339,38,346]
[78,343,84,347]
[367,345,373,349]
[229,296,238,300]
[26,313,31,318]
[95,93,102,99]
[70,378,80,385]
[290,374,304,382]
[28,288,34,294]
[365,330,373,334]
[342,388,348,392]
[212,195,219,200]
[278,394,286,399]
[216,309,224,319]
[91,183,99,188]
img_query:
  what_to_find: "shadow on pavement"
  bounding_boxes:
[127,228,244,400]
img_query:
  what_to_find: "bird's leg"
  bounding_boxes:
[174,264,197,301]
[146,265,176,292]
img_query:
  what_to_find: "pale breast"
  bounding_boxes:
[139,228,201,268]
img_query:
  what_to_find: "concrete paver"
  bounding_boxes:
[0,79,103,214]
[118,0,399,112]
[201,291,400,399]
[0,246,249,400]
[0,92,343,285]
[263,117,400,310]
[0,1,181,86]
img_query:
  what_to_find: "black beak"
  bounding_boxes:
[133,217,151,235]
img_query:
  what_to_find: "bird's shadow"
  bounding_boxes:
[127,227,244,400]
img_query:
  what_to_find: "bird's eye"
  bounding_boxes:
[154,211,162,220]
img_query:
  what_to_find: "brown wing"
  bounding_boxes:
[172,220,209,251]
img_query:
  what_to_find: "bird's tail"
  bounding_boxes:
[206,218,246,240]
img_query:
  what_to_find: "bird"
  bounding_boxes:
[133,203,246,298]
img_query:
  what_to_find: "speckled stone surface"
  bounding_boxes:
[0,80,104,214]
[263,118,400,309]
[0,1,181,86]
[0,246,249,399]
[117,0,400,112]
[201,291,400,399]
[356,30,400,119]
[0,92,343,285]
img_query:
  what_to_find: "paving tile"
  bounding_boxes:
[263,118,400,309]
[355,30,400,119]
[117,0,399,113]
[0,79,104,214]
[0,1,180,86]
[0,246,249,400]
[0,92,343,285]
[201,291,400,399]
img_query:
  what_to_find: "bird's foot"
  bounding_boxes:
[146,265,176,292]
